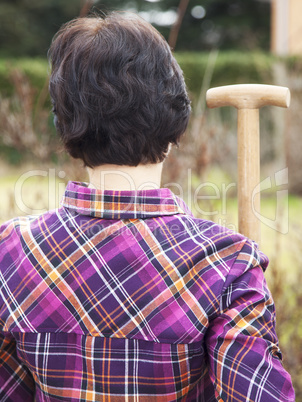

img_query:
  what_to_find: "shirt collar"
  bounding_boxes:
[61,181,189,219]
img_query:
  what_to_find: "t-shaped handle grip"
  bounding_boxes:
[206,84,290,245]
[206,84,290,110]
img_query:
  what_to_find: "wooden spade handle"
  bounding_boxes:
[206,84,290,245]
[206,84,290,110]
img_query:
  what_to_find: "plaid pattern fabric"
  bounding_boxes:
[0,181,294,401]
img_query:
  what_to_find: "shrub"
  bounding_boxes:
[0,52,275,99]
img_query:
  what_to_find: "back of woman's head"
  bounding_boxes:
[48,12,191,167]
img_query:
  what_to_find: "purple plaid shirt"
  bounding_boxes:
[0,181,294,401]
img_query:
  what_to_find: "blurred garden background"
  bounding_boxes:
[0,0,302,397]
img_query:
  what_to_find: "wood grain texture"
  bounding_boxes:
[206,84,290,245]
[206,84,290,110]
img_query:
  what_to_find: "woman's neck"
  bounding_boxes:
[87,163,163,191]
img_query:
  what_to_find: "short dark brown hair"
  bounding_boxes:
[48,12,191,167]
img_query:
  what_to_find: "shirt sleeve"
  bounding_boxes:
[0,332,35,401]
[205,240,295,402]
[0,220,35,401]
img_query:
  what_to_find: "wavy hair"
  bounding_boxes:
[48,12,191,167]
